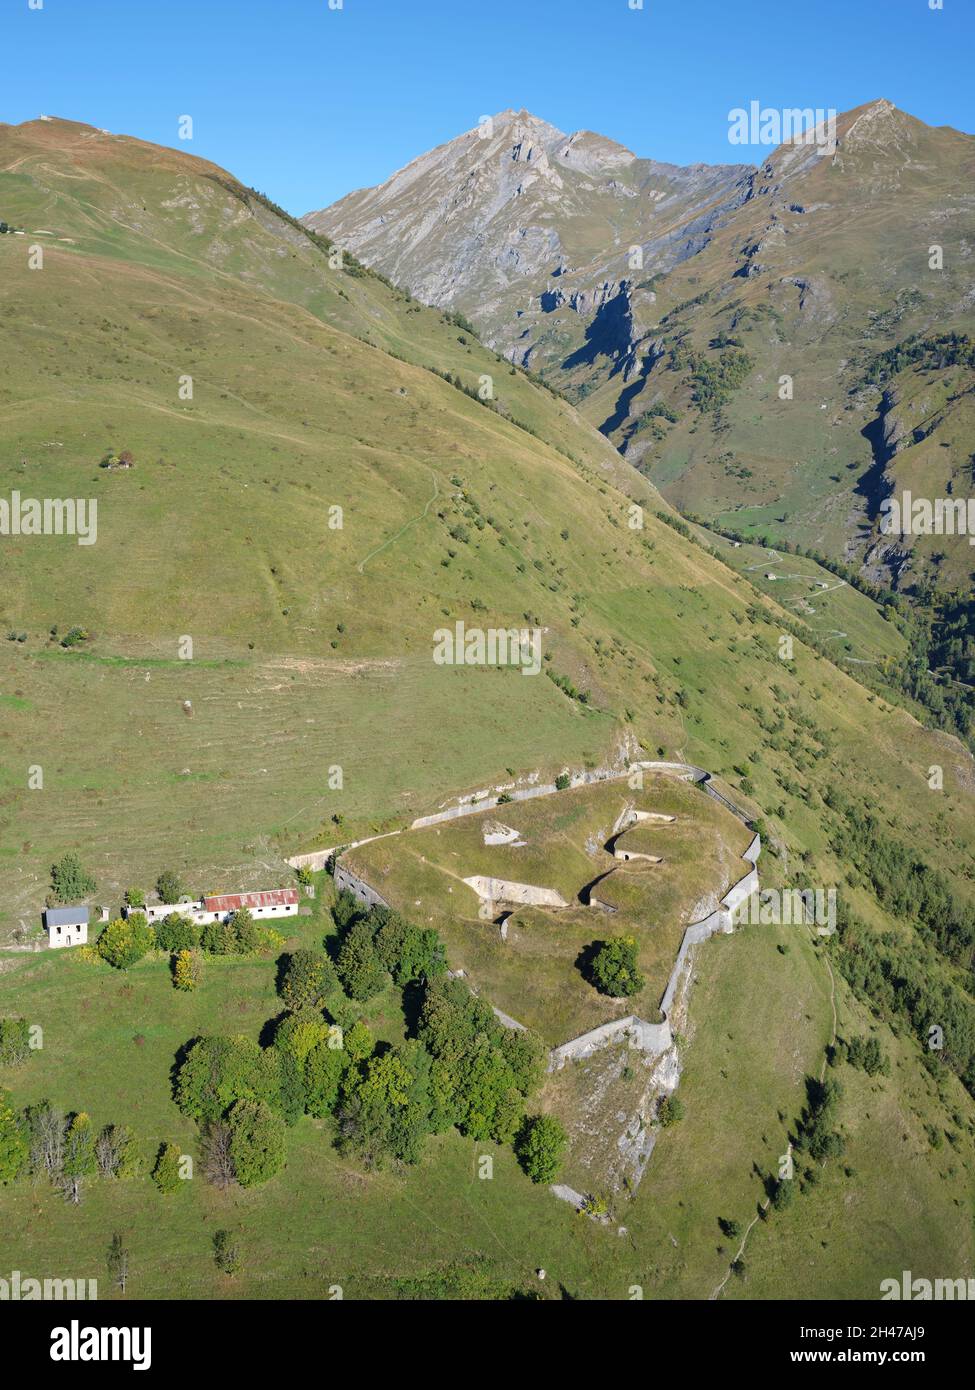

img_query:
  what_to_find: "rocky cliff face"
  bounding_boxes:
[305,109,751,375]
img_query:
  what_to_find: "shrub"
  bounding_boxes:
[0,1092,29,1185]
[50,852,95,903]
[213,1230,243,1276]
[200,919,237,955]
[589,937,645,997]
[657,1095,684,1127]
[173,949,202,992]
[97,915,155,970]
[0,1018,31,1066]
[226,1100,286,1188]
[151,1142,183,1194]
[515,1114,567,1184]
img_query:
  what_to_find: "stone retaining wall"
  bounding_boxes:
[333,863,389,912]
[550,825,762,1070]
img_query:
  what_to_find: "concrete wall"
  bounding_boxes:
[462,876,568,908]
[550,829,763,1072]
[333,863,390,911]
[549,1014,673,1069]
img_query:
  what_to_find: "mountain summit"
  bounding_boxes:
[305,108,751,355]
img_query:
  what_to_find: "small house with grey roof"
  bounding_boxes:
[43,905,89,948]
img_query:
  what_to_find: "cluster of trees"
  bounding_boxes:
[175,1035,287,1189]
[0,1096,139,1202]
[763,1074,847,1215]
[667,343,755,414]
[171,897,559,1185]
[97,915,156,969]
[95,906,268,975]
[833,1033,890,1078]
[826,789,975,967]
[331,895,445,1001]
[864,332,975,386]
[417,977,545,1146]
[795,1076,845,1163]
[546,670,591,706]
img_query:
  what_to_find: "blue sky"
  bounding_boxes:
[2,0,971,215]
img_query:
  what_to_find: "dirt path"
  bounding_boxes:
[356,469,439,573]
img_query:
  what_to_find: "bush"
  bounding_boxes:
[0,1018,31,1066]
[555,773,571,791]
[226,1099,286,1187]
[50,852,95,903]
[589,937,645,997]
[770,1176,794,1210]
[0,1092,29,1185]
[515,1114,567,1184]
[213,1230,243,1276]
[151,1142,183,1194]
[657,1095,684,1127]
[97,915,155,970]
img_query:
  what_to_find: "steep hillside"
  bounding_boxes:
[308,102,975,713]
